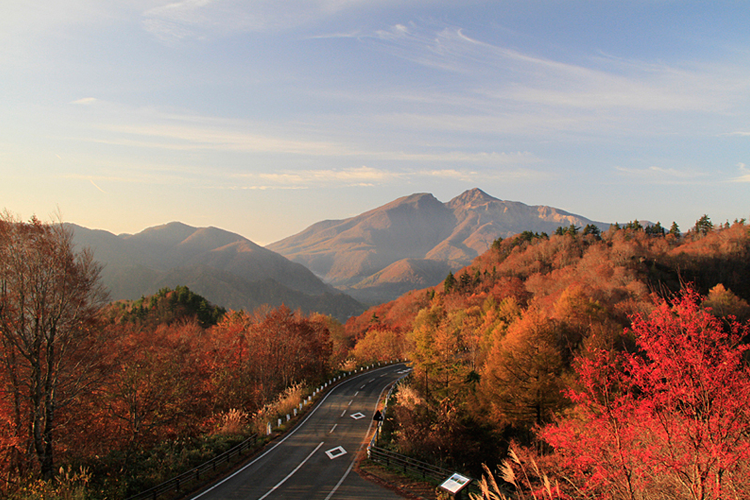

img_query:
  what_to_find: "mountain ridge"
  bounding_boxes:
[68,222,364,321]
[268,188,608,303]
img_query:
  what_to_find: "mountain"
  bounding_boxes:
[267,188,608,303]
[68,222,365,321]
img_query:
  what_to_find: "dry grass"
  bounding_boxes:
[216,408,249,435]
[339,357,358,372]
[250,382,307,434]
[470,448,562,500]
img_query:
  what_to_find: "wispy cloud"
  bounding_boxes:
[234,165,400,189]
[71,97,98,105]
[141,0,372,42]
[306,30,361,40]
[62,161,212,187]
[614,165,709,183]
[395,151,540,165]
[98,122,355,157]
[368,21,750,119]
[89,178,106,193]
[415,167,547,183]
[224,164,545,190]
[732,163,750,183]
[82,107,542,167]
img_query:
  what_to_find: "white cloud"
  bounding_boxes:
[71,97,98,105]
[415,168,476,182]
[97,122,355,156]
[305,30,361,40]
[222,163,545,190]
[141,0,368,41]
[236,165,399,189]
[396,151,540,165]
[732,162,750,183]
[376,112,590,136]
[614,166,709,183]
[415,167,547,183]
[369,22,750,117]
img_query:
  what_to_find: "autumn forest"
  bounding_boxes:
[2,211,750,499]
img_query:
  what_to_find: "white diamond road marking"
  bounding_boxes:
[326,446,347,459]
[350,412,365,420]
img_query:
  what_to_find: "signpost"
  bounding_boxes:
[438,472,471,499]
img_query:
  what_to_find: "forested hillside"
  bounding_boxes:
[2,213,749,499]
[0,214,355,499]
[344,217,750,498]
[69,222,364,321]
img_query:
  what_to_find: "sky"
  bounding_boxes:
[1,0,749,245]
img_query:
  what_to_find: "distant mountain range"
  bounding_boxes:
[69,188,609,314]
[68,222,365,321]
[268,188,608,303]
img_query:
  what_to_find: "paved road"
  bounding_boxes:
[189,364,409,500]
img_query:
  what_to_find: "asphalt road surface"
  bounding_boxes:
[189,364,410,500]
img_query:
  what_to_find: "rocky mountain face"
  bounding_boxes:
[69,222,365,321]
[267,188,608,304]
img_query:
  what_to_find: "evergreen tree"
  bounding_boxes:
[669,221,680,238]
[444,271,457,293]
[582,224,601,237]
[695,214,713,236]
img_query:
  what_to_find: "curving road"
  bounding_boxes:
[189,364,409,500]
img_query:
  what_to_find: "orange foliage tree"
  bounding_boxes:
[99,321,210,452]
[480,308,567,431]
[208,305,332,408]
[0,213,109,481]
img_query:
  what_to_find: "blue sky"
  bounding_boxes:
[2,1,749,244]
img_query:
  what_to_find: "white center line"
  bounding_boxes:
[354,391,359,397]
[329,424,337,434]
[258,442,325,500]
[340,410,346,417]
[348,400,353,406]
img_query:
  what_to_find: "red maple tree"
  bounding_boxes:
[542,288,750,499]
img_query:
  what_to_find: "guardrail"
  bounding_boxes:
[368,446,457,483]
[125,434,259,500]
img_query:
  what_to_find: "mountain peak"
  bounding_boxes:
[447,188,498,208]
[381,192,440,210]
[126,221,198,246]
[269,188,608,304]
